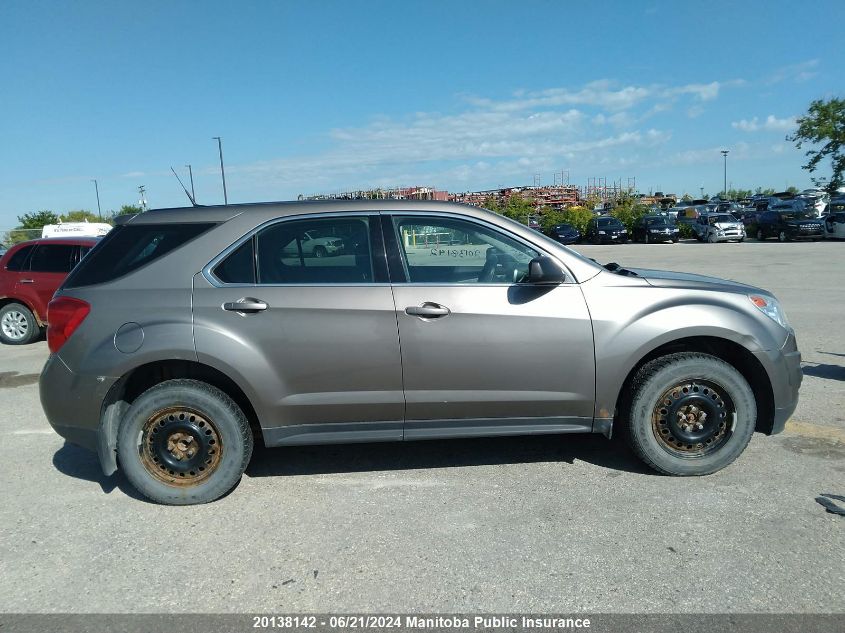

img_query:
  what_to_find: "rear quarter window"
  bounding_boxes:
[63,223,215,288]
[4,245,35,271]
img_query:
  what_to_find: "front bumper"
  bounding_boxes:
[753,330,802,434]
[40,353,116,453]
[595,233,627,243]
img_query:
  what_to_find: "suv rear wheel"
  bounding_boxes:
[622,353,756,476]
[117,379,253,505]
[0,302,40,345]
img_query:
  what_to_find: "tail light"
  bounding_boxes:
[47,297,90,353]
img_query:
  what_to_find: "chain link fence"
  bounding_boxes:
[1,228,42,246]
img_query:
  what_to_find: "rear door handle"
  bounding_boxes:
[223,298,268,313]
[19,279,35,284]
[405,303,450,318]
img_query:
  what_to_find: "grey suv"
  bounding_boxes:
[40,201,801,504]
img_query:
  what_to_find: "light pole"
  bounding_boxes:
[212,137,228,205]
[91,179,102,220]
[185,164,196,201]
[721,150,729,199]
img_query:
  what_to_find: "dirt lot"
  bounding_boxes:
[0,240,843,614]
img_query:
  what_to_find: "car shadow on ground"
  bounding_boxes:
[802,363,845,381]
[51,442,146,501]
[246,432,655,478]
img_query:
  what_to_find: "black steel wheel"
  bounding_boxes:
[622,352,756,476]
[650,380,734,457]
[139,407,223,486]
[118,379,253,505]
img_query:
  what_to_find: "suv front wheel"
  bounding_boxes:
[623,353,756,476]
[117,379,253,505]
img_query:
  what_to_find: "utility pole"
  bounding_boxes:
[185,164,196,202]
[721,150,730,199]
[212,137,228,205]
[138,185,147,211]
[91,179,102,220]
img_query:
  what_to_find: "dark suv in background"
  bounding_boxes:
[0,237,98,344]
[631,215,679,243]
[585,216,628,243]
[755,203,824,241]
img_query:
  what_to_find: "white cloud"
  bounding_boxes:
[731,115,797,132]
[766,59,819,84]
[222,76,742,194]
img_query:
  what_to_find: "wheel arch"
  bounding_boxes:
[0,296,43,325]
[613,336,775,436]
[98,359,262,475]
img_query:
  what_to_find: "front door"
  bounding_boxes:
[384,213,596,439]
[192,213,405,446]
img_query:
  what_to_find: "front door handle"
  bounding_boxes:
[19,279,35,284]
[405,303,450,318]
[223,298,268,313]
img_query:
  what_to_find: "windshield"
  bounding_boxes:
[779,211,810,220]
[645,217,673,226]
[710,214,737,223]
[597,217,623,227]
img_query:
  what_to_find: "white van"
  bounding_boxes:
[41,221,112,239]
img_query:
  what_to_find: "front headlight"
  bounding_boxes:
[749,295,790,329]
[598,230,606,235]
[621,229,627,233]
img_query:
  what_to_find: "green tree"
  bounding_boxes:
[501,193,535,225]
[610,196,650,232]
[540,207,595,234]
[788,97,845,194]
[107,204,143,222]
[481,194,501,214]
[5,210,59,244]
[17,210,59,229]
[60,209,101,223]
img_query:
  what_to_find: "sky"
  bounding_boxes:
[1,0,843,227]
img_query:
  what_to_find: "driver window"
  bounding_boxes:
[392,216,539,284]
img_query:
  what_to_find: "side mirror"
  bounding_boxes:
[527,256,565,284]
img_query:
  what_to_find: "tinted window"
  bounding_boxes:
[392,216,539,284]
[29,244,76,273]
[256,217,372,284]
[64,223,215,288]
[214,238,256,284]
[5,245,34,271]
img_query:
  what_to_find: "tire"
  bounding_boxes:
[707,233,717,243]
[0,302,40,345]
[778,230,788,242]
[644,233,649,244]
[621,352,756,476]
[672,237,679,243]
[117,379,253,505]
[756,229,764,241]
[313,246,327,258]
[739,237,745,243]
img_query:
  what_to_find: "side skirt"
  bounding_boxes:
[262,417,598,447]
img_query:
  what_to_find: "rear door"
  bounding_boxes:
[384,212,595,438]
[192,212,405,445]
[14,242,77,321]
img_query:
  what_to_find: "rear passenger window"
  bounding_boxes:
[255,217,373,284]
[29,244,76,273]
[5,245,34,271]
[63,223,215,288]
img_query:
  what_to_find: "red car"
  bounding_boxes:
[0,237,99,344]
